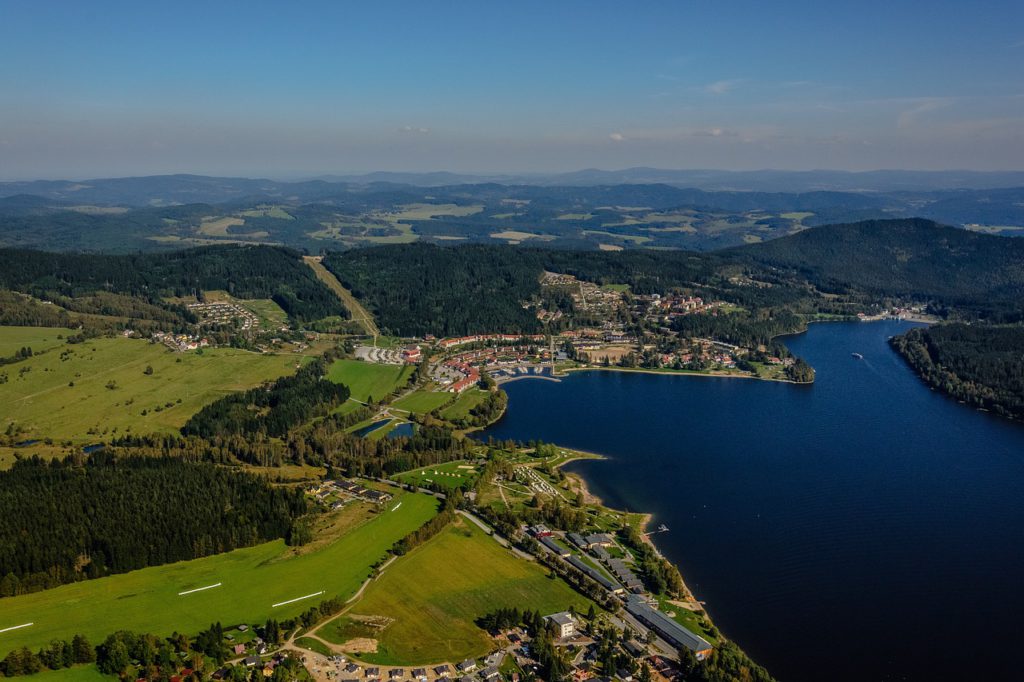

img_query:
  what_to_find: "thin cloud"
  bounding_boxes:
[706,79,741,95]
[398,126,430,134]
[897,98,954,128]
[609,132,625,142]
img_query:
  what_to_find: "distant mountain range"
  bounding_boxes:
[1,173,1022,253]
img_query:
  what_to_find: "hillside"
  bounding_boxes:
[732,218,1024,318]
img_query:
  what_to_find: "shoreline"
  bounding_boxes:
[558,364,812,385]
[553,451,700,607]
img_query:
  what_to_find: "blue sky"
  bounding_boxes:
[1,1,1022,178]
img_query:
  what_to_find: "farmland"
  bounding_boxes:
[327,359,414,403]
[392,387,452,414]
[336,518,591,665]
[0,492,438,654]
[0,333,311,443]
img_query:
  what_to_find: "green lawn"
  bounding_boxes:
[0,492,438,654]
[327,359,413,403]
[0,335,309,443]
[394,460,480,491]
[392,388,452,414]
[339,518,591,665]
[0,326,79,357]
[440,389,487,420]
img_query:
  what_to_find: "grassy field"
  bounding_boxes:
[0,326,78,357]
[303,257,380,336]
[394,460,480,491]
[0,334,310,443]
[327,359,413,403]
[337,518,591,665]
[440,389,488,420]
[392,387,452,414]
[0,492,438,654]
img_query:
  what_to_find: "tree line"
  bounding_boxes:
[0,453,306,596]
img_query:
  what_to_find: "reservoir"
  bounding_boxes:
[481,321,1024,681]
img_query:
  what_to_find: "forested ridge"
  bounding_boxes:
[0,454,306,596]
[890,324,1024,421]
[0,244,345,324]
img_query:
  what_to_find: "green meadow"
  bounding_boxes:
[327,359,413,403]
[0,332,309,443]
[394,460,480,491]
[340,518,591,664]
[0,327,79,357]
[0,492,438,654]
[392,387,452,414]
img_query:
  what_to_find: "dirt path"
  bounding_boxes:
[303,256,380,337]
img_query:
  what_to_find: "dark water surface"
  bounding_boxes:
[481,321,1024,681]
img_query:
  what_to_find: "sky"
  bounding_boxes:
[1,0,1022,179]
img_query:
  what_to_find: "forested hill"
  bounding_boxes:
[0,244,346,324]
[732,218,1024,319]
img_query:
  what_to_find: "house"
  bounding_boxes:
[528,524,552,538]
[433,666,451,677]
[346,664,361,674]
[457,660,477,673]
[624,595,713,660]
[545,611,577,639]
[615,669,633,682]
[479,667,501,681]
[412,668,428,681]
[243,656,261,668]
[389,669,404,679]
[585,533,613,548]
[567,533,588,549]
[366,667,381,679]
[233,644,246,655]
[566,555,624,594]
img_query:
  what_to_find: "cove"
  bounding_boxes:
[480,321,1024,682]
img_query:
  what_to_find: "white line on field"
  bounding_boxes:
[272,590,324,608]
[391,502,402,511]
[0,623,33,635]
[178,582,222,596]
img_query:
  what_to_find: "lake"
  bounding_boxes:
[480,321,1024,681]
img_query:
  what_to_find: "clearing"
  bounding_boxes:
[304,256,380,337]
[0,326,78,357]
[394,460,480,491]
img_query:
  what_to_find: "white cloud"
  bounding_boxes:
[897,98,953,128]
[398,125,430,134]
[609,132,625,142]
[706,79,740,95]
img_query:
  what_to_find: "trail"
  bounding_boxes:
[303,256,380,337]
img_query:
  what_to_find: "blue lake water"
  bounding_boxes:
[481,321,1024,681]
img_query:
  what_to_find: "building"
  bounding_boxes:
[545,611,577,639]
[457,660,477,674]
[566,555,624,594]
[539,535,570,557]
[624,595,713,660]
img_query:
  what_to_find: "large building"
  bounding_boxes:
[624,595,713,660]
[545,611,577,639]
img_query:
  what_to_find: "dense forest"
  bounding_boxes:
[182,354,350,438]
[0,454,306,596]
[890,324,1024,421]
[0,245,345,324]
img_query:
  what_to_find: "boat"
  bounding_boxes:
[852,352,864,360]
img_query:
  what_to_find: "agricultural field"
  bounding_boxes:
[327,359,414,403]
[12,665,109,682]
[337,518,591,664]
[0,492,438,654]
[0,334,311,443]
[394,460,480,491]
[0,326,78,357]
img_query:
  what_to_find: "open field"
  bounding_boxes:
[0,492,438,654]
[440,389,488,420]
[15,665,108,682]
[388,204,484,220]
[0,335,311,443]
[198,216,245,237]
[327,359,413,403]
[394,460,479,491]
[0,326,78,357]
[337,518,591,664]
[392,387,452,414]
